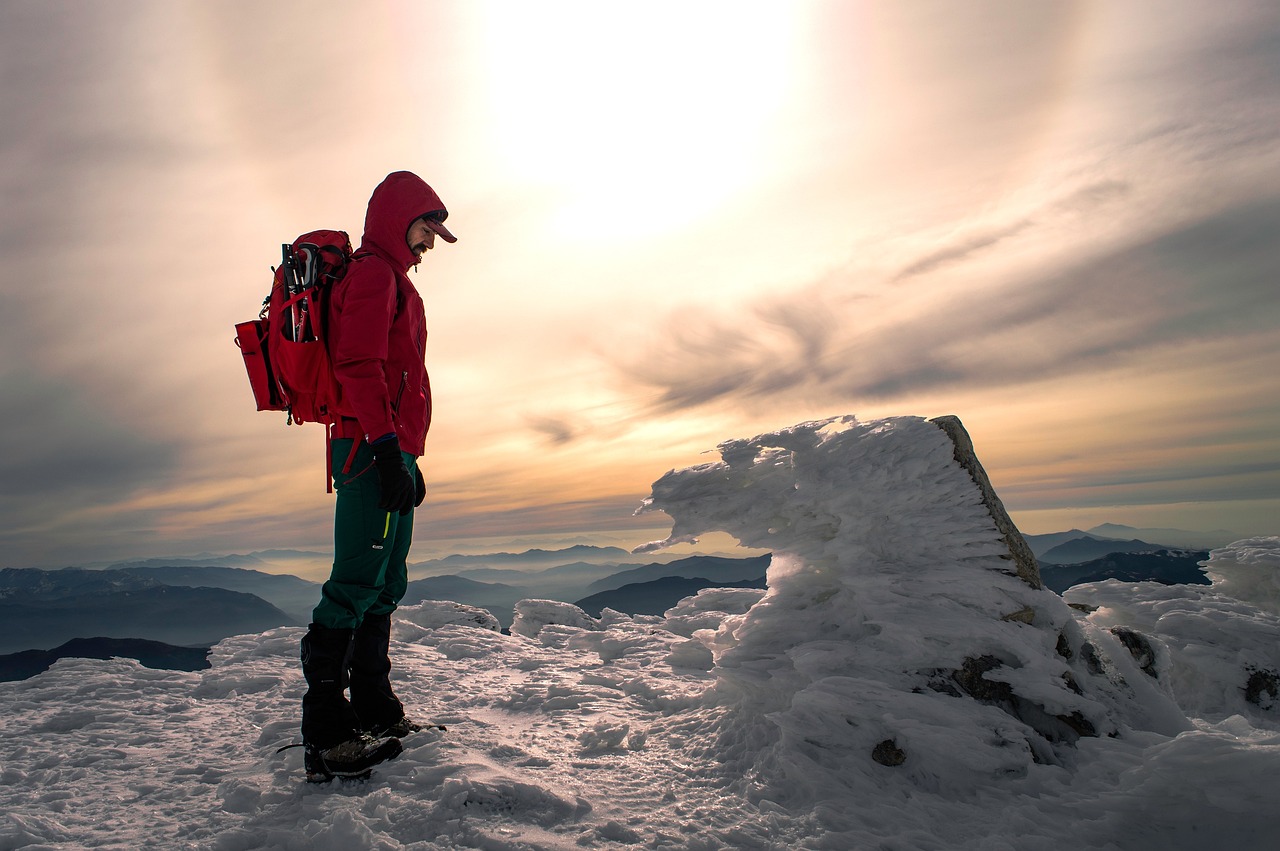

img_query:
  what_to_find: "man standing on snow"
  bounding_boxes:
[299,170,457,782]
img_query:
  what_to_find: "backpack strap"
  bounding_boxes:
[342,433,362,476]
[325,423,369,494]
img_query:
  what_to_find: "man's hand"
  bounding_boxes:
[370,435,415,515]
[414,463,426,508]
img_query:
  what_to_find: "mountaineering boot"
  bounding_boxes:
[381,715,424,737]
[300,623,362,752]
[303,733,403,782]
[349,612,407,735]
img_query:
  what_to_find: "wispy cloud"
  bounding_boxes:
[526,415,579,446]
[895,181,1131,280]
[615,192,1280,412]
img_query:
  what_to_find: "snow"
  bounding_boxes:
[1066,537,1280,725]
[3,415,1279,850]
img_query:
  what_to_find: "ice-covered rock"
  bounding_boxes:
[1200,536,1280,613]
[393,600,501,638]
[1067,536,1280,726]
[661,586,767,638]
[509,599,600,638]
[638,414,1192,800]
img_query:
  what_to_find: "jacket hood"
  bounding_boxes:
[360,171,448,271]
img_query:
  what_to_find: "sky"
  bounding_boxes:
[1,0,1278,568]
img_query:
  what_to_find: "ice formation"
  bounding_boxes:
[638,415,1191,803]
[1067,536,1280,723]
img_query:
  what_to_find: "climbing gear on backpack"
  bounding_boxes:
[234,230,358,491]
[235,230,352,424]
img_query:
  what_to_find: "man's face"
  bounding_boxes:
[406,218,436,262]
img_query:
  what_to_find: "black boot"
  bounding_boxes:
[303,734,403,783]
[300,623,362,749]
[349,612,406,735]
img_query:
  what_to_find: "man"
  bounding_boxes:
[299,170,457,782]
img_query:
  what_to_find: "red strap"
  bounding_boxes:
[342,433,362,476]
[323,423,365,493]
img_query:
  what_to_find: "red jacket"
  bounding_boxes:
[329,172,448,457]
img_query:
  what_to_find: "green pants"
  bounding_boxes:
[312,438,416,629]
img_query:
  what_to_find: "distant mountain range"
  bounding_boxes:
[0,637,210,682]
[438,561,623,592]
[1040,550,1211,594]
[0,528,1240,670]
[0,568,297,654]
[584,554,773,594]
[576,576,768,617]
[1038,537,1173,565]
[1024,524,1239,562]
[400,554,775,628]
[105,565,321,623]
[104,553,273,570]
[410,546,633,575]
[1086,524,1238,549]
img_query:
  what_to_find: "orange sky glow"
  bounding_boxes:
[1,1,1277,568]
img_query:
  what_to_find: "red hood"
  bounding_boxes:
[360,171,449,271]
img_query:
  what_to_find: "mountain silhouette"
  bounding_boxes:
[576,575,767,617]
[0,637,210,682]
[1040,550,1211,593]
[1039,536,1170,564]
[585,554,772,594]
[0,568,296,654]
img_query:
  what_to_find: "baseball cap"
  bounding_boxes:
[421,212,457,243]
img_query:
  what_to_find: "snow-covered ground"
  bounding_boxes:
[2,416,1278,850]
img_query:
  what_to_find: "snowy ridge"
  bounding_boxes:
[3,415,1279,849]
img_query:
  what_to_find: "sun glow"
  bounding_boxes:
[477,2,802,241]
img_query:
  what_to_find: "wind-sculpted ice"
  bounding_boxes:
[1068,536,1280,726]
[639,415,1191,799]
[1200,536,1280,613]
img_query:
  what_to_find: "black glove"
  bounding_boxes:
[370,435,415,515]
[414,463,426,508]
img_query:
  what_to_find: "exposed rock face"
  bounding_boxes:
[929,415,1043,590]
[638,414,1191,801]
[871,739,907,767]
[1111,626,1160,678]
[1244,668,1279,709]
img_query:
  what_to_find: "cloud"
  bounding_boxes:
[896,181,1130,281]
[0,371,181,499]
[615,193,1280,413]
[526,415,579,446]
[416,494,660,542]
[895,221,1034,280]
[0,369,186,566]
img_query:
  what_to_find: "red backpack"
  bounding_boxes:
[235,230,354,486]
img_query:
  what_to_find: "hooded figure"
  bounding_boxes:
[299,171,456,782]
[330,170,456,454]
